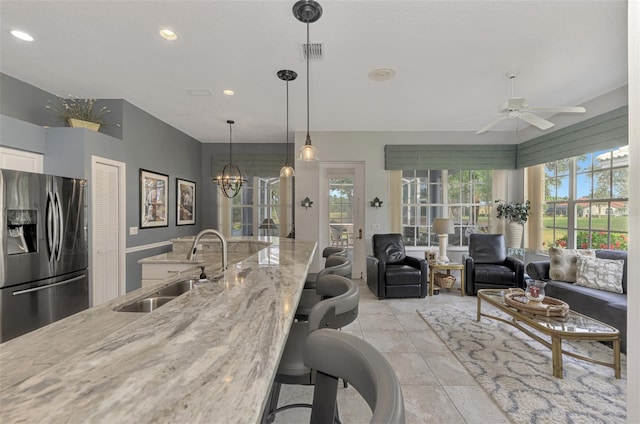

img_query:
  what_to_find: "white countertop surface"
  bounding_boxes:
[0,237,316,423]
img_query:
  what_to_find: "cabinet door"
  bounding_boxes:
[0,147,43,173]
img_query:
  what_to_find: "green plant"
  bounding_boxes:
[495,199,531,224]
[46,95,111,125]
[555,231,628,250]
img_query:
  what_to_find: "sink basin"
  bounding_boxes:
[116,296,175,313]
[115,276,222,313]
[155,279,198,297]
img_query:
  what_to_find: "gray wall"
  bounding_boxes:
[1,73,124,140]
[0,73,205,293]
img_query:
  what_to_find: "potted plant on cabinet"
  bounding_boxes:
[46,95,111,132]
[495,199,531,248]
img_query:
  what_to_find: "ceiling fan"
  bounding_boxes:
[476,72,586,134]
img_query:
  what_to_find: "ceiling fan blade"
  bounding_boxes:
[519,112,554,130]
[530,106,586,114]
[476,116,508,134]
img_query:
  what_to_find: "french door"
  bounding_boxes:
[319,162,365,279]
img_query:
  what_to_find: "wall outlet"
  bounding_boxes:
[129,227,139,235]
[371,224,381,230]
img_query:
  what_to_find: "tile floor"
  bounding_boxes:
[274,279,510,424]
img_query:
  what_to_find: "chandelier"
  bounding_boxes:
[293,0,322,161]
[212,120,247,198]
[278,69,297,177]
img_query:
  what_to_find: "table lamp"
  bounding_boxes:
[433,218,454,264]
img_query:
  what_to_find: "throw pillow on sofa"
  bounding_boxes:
[575,255,625,293]
[548,247,596,282]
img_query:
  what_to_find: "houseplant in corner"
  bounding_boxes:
[46,95,111,132]
[495,199,531,248]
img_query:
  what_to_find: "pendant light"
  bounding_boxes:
[212,120,247,198]
[293,0,322,162]
[278,69,297,177]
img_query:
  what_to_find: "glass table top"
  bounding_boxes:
[479,289,618,335]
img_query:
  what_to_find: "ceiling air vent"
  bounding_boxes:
[300,42,324,61]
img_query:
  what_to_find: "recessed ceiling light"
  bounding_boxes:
[159,28,178,41]
[368,68,396,82]
[223,90,234,96]
[11,30,34,42]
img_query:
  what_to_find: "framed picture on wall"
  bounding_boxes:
[176,178,196,225]
[140,169,169,228]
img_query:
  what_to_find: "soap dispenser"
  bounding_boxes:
[198,266,207,283]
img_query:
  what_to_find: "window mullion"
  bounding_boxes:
[568,157,576,247]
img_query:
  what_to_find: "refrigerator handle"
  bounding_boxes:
[46,192,55,262]
[55,192,64,261]
[12,275,86,296]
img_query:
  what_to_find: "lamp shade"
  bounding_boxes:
[433,218,454,235]
[258,218,279,230]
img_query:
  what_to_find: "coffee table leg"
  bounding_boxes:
[476,296,481,321]
[552,336,563,378]
[430,268,434,296]
[613,339,621,379]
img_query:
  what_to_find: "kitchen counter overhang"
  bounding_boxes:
[0,237,316,423]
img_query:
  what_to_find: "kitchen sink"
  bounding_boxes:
[115,276,223,313]
[116,296,176,313]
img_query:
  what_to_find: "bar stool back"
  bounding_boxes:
[263,275,359,423]
[304,329,406,424]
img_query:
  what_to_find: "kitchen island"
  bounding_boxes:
[0,237,316,423]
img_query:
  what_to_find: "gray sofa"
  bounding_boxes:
[526,250,627,353]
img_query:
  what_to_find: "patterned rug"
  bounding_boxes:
[418,305,627,424]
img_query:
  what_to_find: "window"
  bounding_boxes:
[401,170,493,247]
[227,177,280,236]
[329,177,354,247]
[543,146,628,250]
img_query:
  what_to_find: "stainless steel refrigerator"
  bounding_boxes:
[0,169,89,342]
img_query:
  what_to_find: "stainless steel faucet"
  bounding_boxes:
[187,229,228,271]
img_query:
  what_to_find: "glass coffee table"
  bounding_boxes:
[477,288,621,379]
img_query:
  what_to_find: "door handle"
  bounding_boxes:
[46,192,55,261]
[12,275,86,296]
[358,229,363,239]
[55,192,64,261]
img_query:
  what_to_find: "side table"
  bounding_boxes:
[430,263,465,296]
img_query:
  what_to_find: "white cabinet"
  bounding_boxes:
[141,263,196,287]
[0,147,43,172]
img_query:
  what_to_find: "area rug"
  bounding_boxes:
[418,305,627,424]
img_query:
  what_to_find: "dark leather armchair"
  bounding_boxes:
[464,233,524,295]
[366,234,428,299]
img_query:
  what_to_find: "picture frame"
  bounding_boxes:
[176,178,196,225]
[140,169,169,228]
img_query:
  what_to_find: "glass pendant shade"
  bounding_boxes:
[280,164,295,177]
[297,137,319,161]
[212,120,247,198]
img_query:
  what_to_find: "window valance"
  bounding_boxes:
[384,144,517,170]
[516,106,628,168]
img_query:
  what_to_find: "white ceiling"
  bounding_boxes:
[0,0,628,143]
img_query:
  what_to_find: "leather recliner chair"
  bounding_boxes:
[366,234,428,299]
[464,233,525,295]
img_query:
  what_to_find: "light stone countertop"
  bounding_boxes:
[0,237,316,423]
